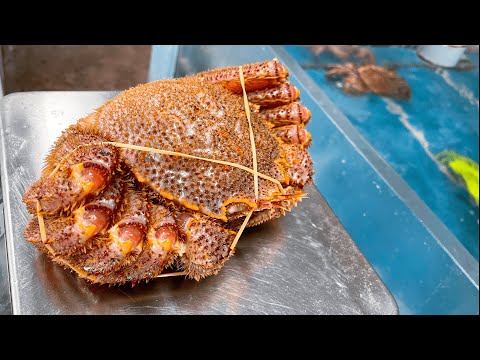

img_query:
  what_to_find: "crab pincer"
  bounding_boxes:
[25,177,123,256]
[23,126,118,215]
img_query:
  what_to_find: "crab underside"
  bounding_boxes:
[22,59,314,285]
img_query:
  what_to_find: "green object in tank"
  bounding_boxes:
[436,150,479,206]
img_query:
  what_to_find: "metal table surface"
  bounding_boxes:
[0,91,397,315]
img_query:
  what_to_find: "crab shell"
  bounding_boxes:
[22,59,314,284]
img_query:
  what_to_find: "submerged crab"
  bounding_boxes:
[326,63,411,100]
[22,59,314,285]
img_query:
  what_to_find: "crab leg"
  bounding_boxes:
[247,83,301,109]
[25,177,123,256]
[65,191,148,276]
[197,59,289,93]
[95,204,182,285]
[258,102,311,127]
[281,143,314,187]
[179,212,236,281]
[273,125,312,148]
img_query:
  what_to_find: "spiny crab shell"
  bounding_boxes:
[22,59,314,285]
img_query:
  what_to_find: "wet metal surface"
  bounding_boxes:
[0,91,397,314]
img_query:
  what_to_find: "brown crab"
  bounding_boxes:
[22,59,314,285]
[325,63,411,100]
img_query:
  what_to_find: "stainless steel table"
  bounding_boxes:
[0,91,398,314]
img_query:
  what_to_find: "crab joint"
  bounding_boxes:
[259,102,311,127]
[274,125,312,148]
[73,203,113,239]
[70,162,109,197]
[148,225,178,254]
[109,222,146,255]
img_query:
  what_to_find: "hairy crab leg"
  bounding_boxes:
[65,191,148,276]
[247,83,301,109]
[258,102,311,127]
[197,59,289,93]
[23,125,117,215]
[178,212,236,281]
[95,204,183,285]
[25,177,123,256]
[281,143,314,187]
[273,125,312,148]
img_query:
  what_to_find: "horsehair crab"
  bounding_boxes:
[325,63,411,100]
[22,59,314,286]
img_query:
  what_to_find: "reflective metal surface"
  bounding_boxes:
[0,91,397,314]
[0,48,12,314]
[0,197,11,315]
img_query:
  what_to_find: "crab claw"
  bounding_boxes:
[25,177,123,256]
[23,126,117,215]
